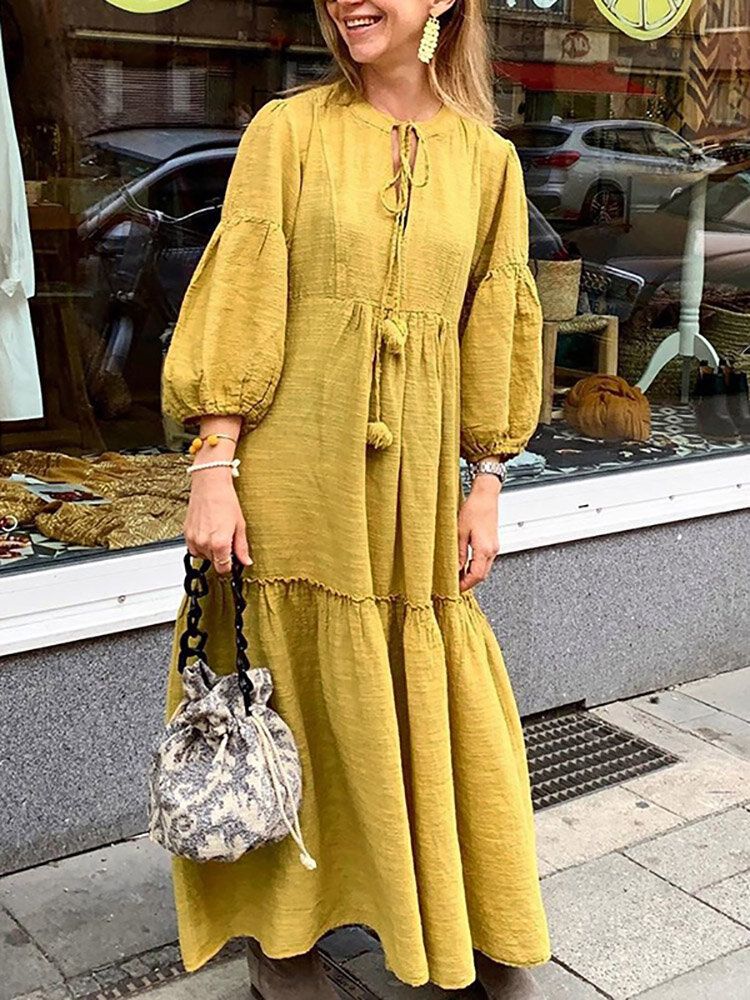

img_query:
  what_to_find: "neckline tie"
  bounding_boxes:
[367,122,431,451]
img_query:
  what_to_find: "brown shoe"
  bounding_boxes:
[475,950,546,999]
[246,938,338,999]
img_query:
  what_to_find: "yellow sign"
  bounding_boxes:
[592,0,693,40]
[103,1,193,12]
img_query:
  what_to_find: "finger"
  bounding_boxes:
[211,539,234,576]
[461,550,493,592]
[457,528,469,571]
[185,534,206,562]
[233,522,253,566]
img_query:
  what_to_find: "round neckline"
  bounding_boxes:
[349,89,456,136]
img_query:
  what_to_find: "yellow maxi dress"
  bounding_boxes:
[160,79,551,990]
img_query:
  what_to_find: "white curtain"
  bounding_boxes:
[0,23,43,421]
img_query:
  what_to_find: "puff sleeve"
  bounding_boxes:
[160,97,301,437]
[459,138,543,462]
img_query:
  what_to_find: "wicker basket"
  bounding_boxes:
[618,330,700,402]
[529,258,582,322]
[703,305,750,371]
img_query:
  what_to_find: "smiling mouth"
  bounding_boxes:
[343,13,384,34]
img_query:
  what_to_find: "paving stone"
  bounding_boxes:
[541,852,750,999]
[0,907,63,1000]
[696,869,750,928]
[13,987,69,1000]
[533,961,607,998]
[342,950,478,997]
[620,747,750,820]
[624,808,750,892]
[0,839,177,977]
[631,945,750,999]
[536,855,557,878]
[590,701,718,759]
[682,708,750,760]
[115,956,248,1000]
[319,926,380,963]
[630,691,712,726]
[678,667,750,723]
[535,785,682,871]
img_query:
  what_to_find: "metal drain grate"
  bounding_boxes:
[523,709,680,810]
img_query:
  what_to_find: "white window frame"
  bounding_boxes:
[1,452,746,658]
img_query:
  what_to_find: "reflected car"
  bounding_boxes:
[79,127,242,242]
[565,167,750,321]
[508,120,721,225]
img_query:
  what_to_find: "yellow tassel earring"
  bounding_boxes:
[418,13,440,64]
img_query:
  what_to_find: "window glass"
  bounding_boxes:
[582,127,617,150]
[646,127,694,159]
[1,0,748,572]
[508,126,570,148]
[612,128,651,155]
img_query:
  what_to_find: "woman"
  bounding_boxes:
[161,0,551,996]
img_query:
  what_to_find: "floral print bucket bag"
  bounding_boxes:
[147,551,317,869]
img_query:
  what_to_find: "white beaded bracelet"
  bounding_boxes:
[187,458,241,478]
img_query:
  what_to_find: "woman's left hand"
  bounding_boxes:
[457,475,502,592]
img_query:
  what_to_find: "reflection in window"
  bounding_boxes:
[0,0,748,573]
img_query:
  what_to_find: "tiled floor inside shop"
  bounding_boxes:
[2,666,749,1000]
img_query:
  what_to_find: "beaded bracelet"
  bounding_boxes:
[188,432,238,456]
[187,458,241,478]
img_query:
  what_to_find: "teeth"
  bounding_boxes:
[345,16,380,27]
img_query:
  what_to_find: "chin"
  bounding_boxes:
[346,43,387,65]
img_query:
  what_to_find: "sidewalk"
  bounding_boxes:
[3,667,749,1000]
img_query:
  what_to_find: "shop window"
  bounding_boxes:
[147,159,234,229]
[0,0,748,573]
[488,0,570,19]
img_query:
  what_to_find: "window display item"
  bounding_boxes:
[148,552,316,869]
[529,258,582,322]
[0,515,33,564]
[702,304,750,374]
[34,492,187,549]
[0,450,191,549]
[0,24,43,422]
[691,361,746,442]
[721,364,750,439]
[563,373,651,442]
[0,479,49,524]
[529,422,677,473]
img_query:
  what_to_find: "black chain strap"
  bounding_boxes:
[176,550,256,715]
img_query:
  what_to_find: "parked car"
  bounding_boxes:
[78,129,240,370]
[507,119,722,225]
[79,127,242,243]
[565,167,750,324]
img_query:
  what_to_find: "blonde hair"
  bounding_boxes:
[281,1,497,127]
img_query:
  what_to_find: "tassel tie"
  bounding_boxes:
[367,122,431,451]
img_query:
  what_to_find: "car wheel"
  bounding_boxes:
[581,184,625,225]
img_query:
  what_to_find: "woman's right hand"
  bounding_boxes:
[184,466,252,576]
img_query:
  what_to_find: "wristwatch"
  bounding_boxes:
[468,457,508,486]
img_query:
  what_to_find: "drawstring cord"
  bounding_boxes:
[367,123,431,451]
[249,711,318,870]
[178,710,317,871]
